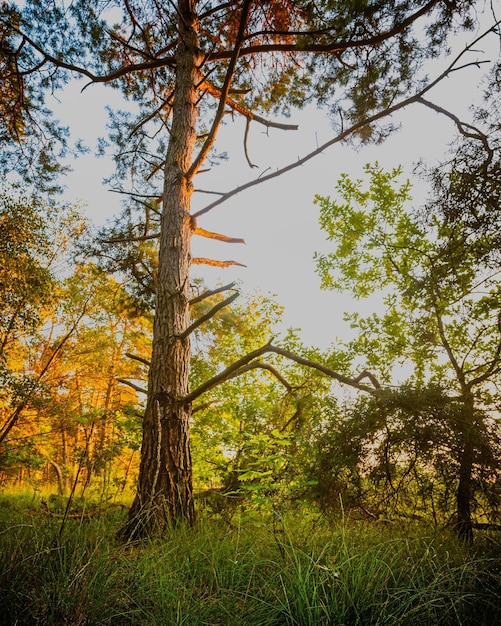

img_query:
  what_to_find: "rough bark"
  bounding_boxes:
[121,0,201,540]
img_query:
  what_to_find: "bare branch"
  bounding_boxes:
[125,352,151,367]
[193,96,418,218]
[244,118,258,168]
[116,378,148,394]
[101,232,160,244]
[184,341,380,405]
[192,257,246,267]
[190,282,237,305]
[178,291,239,340]
[226,361,295,392]
[188,0,253,179]
[267,345,381,392]
[353,370,381,389]
[417,96,494,160]
[192,225,245,244]
[193,23,499,219]
[110,189,163,202]
[193,188,225,196]
[185,341,275,404]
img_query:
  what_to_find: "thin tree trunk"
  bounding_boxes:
[61,422,70,494]
[456,392,475,543]
[49,459,64,496]
[121,0,200,540]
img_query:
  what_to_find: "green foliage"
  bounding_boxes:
[299,388,495,522]
[313,162,501,530]
[315,163,414,296]
[0,186,61,350]
[236,428,293,507]
[1,496,500,625]
[0,186,87,431]
[314,161,501,386]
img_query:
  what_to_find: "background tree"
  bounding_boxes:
[0,262,150,496]
[0,186,86,450]
[1,0,499,538]
[314,161,501,541]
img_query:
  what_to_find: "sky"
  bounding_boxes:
[51,16,498,351]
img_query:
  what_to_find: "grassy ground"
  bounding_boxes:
[1,494,500,625]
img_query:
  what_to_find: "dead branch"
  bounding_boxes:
[178,291,239,340]
[202,80,299,132]
[244,118,258,168]
[101,232,159,244]
[192,225,245,244]
[185,341,274,404]
[188,0,253,179]
[185,341,380,405]
[190,282,237,305]
[125,352,151,367]
[192,257,246,267]
[353,370,381,389]
[225,361,296,393]
[417,96,494,161]
[268,345,381,391]
[110,189,163,202]
[192,23,499,220]
[116,378,148,394]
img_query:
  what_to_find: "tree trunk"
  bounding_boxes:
[61,421,70,494]
[121,0,200,540]
[456,392,475,543]
[49,459,64,496]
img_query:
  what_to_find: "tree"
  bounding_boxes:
[0,262,149,495]
[1,0,499,538]
[0,186,86,449]
[42,264,149,497]
[314,162,501,541]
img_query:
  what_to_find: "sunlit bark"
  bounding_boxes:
[121,0,201,539]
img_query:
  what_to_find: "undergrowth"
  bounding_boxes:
[0,494,500,625]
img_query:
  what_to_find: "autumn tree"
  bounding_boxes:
[314,162,501,541]
[1,0,499,538]
[41,264,149,497]
[0,186,86,451]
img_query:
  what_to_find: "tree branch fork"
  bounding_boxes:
[119,337,382,408]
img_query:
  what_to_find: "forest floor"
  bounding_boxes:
[1,492,501,625]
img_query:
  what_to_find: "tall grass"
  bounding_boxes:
[0,495,500,625]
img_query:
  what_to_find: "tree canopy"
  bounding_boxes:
[314,156,501,541]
